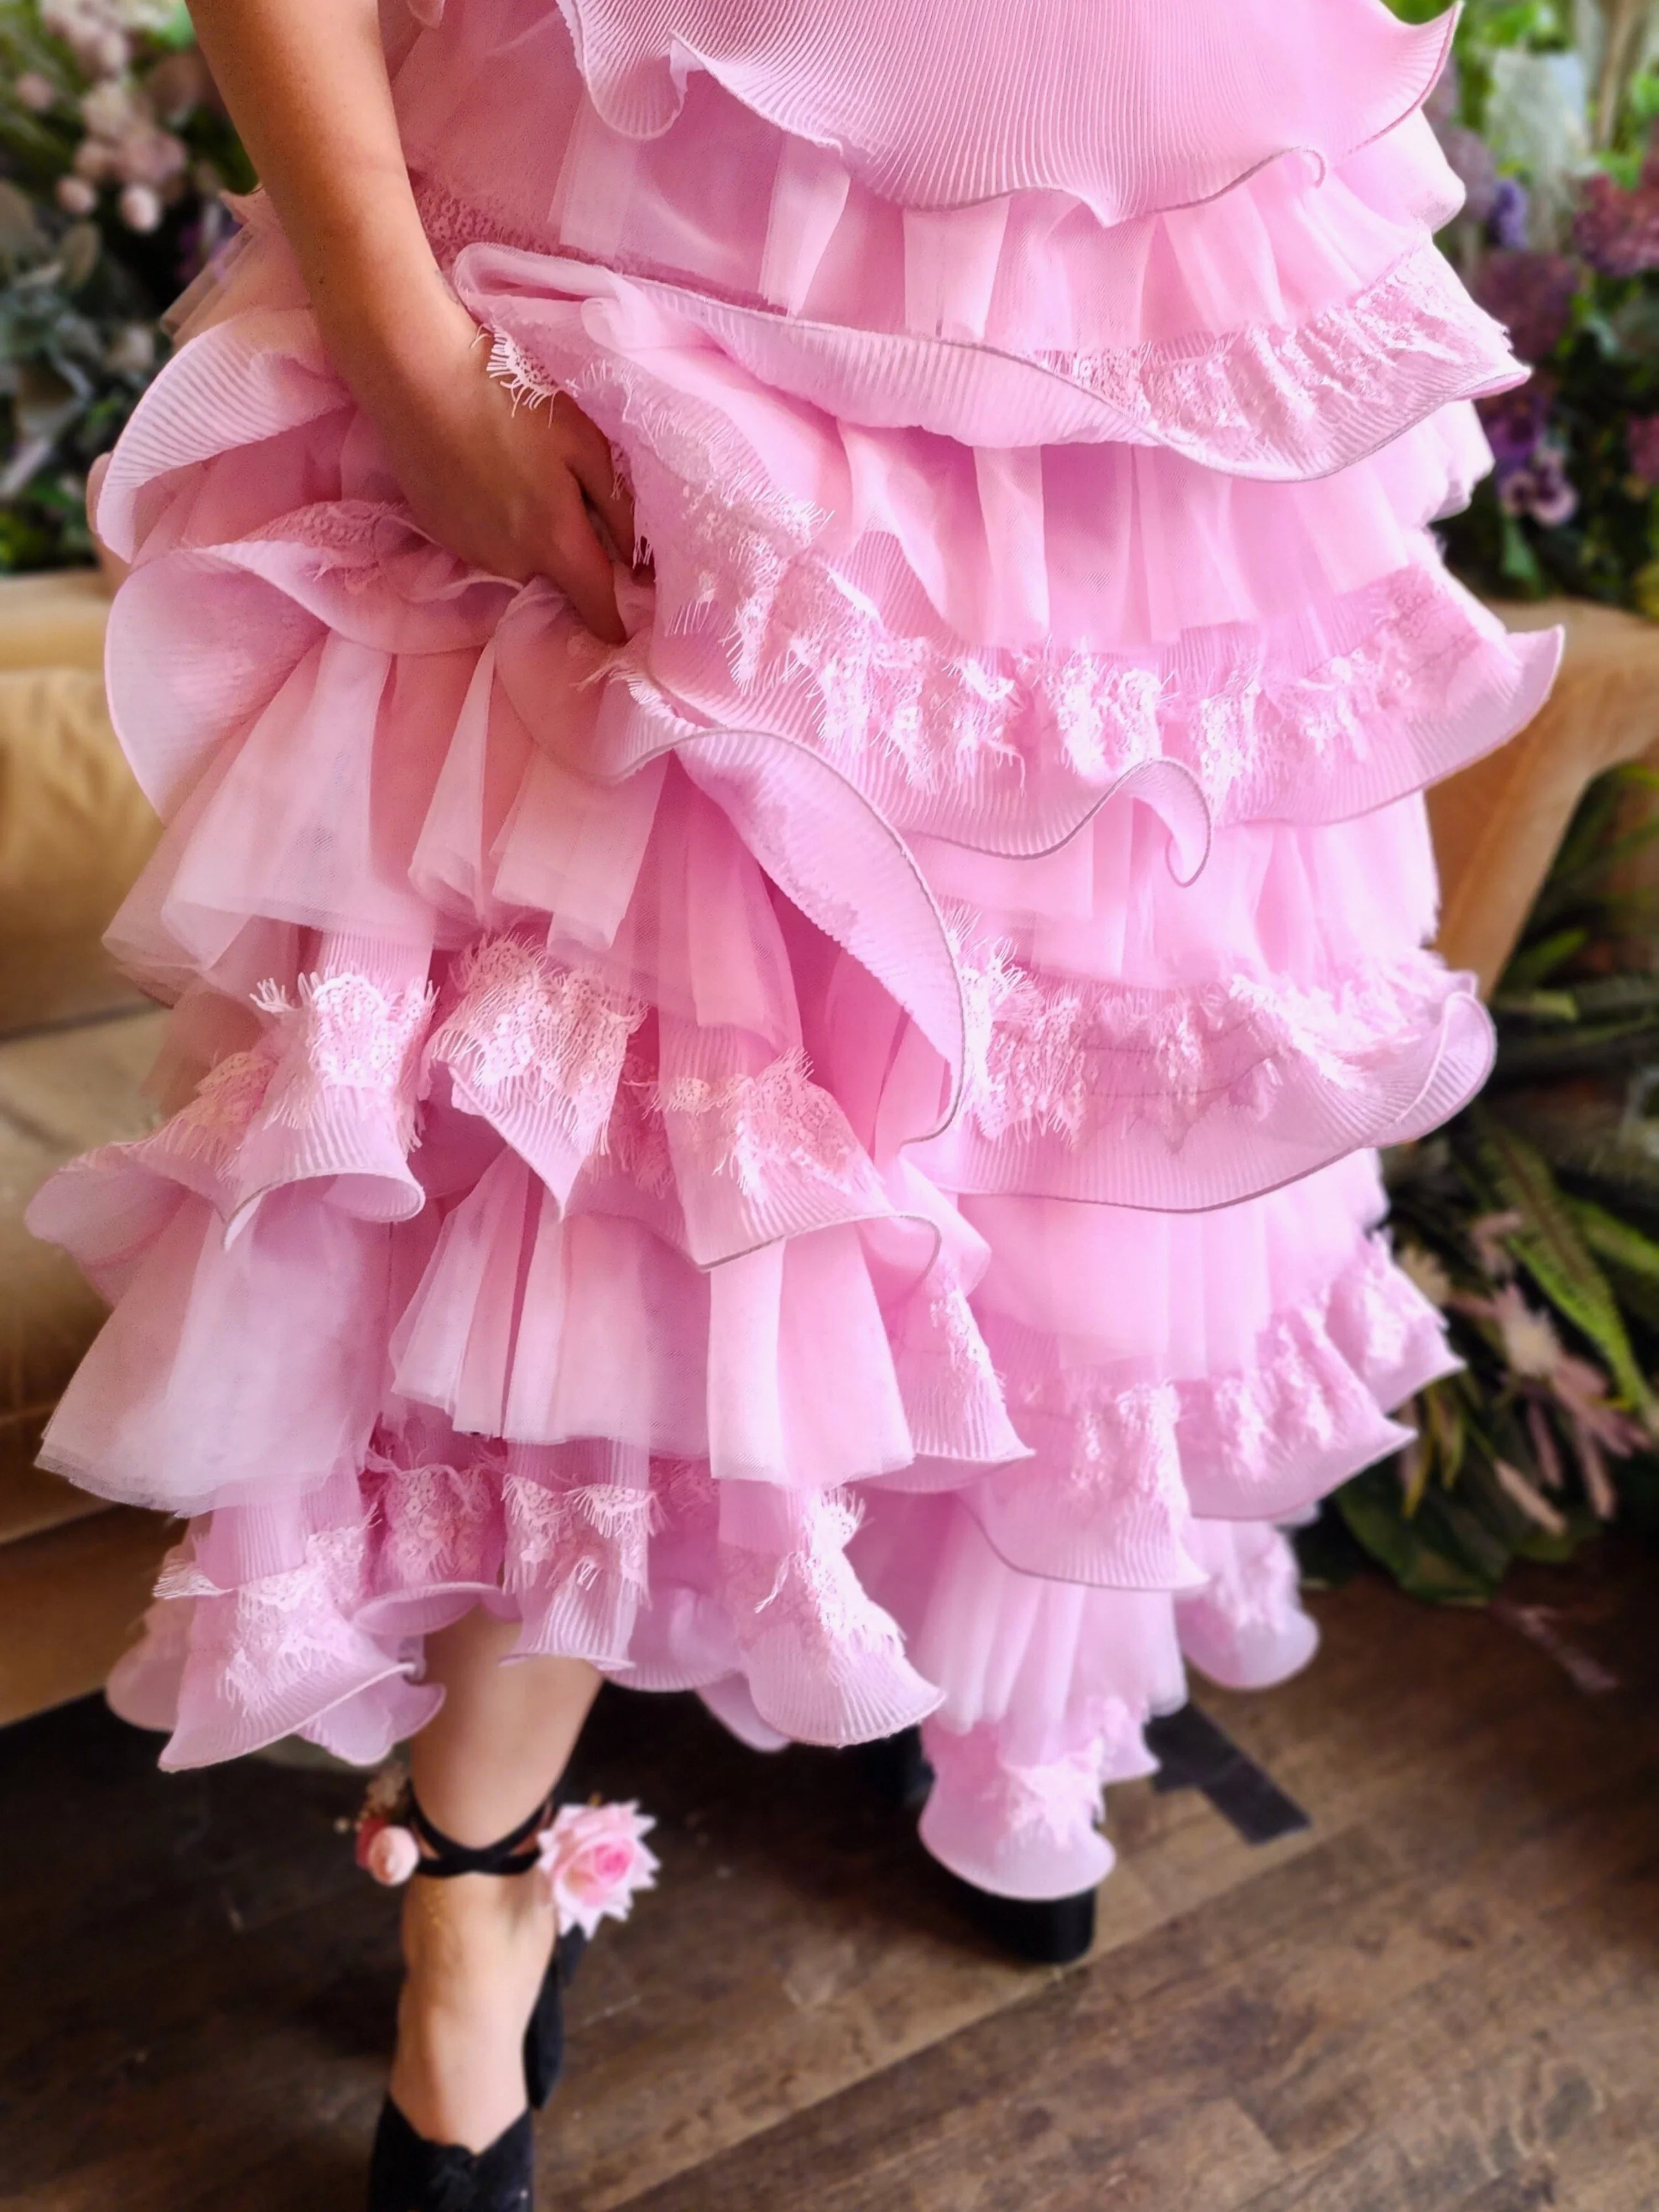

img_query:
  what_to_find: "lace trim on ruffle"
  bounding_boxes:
[164,1041,281,1165]
[486,327,826,559]
[759,560,1486,805]
[244,498,388,567]
[950,921,1457,1149]
[503,1476,660,1595]
[1035,243,1505,468]
[364,1449,503,1588]
[161,1524,374,1707]
[922,1277,1001,1385]
[993,1229,1443,1512]
[723,1493,904,1661]
[413,174,546,268]
[603,1042,675,1195]
[652,1045,860,1201]
[425,935,647,1155]
[254,972,435,1146]
[1060,1386,1185,1512]
[479,293,1500,812]
[1343,1227,1438,1376]
[431,176,1502,479]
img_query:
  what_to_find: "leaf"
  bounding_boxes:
[1537,1124,1659,1219]
[1571,1195,1659,1282]
[1496,928,1590,994]
[0,177,41,260]
[1291,1504,1371,1591]
[1469,1107,1654,1412]
[1493,1018,1659,1082]
[56,221,98,293]
[1336,1463,1509,1605]
[1427,1379,1468,1491]
[1498,508,1547,595]
[1490,985,1582,1023]
[1567,975,1659,1019]
[155,1,200,44]
[1598,1262,1659,1333]
[1556,773,1626,872]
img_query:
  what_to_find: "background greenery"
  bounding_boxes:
[0,0,250,568]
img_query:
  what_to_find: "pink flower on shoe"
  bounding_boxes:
[535,1802,659,1938]
[356,1817,422,1886]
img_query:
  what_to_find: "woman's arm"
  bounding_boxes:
[186,0,630,640]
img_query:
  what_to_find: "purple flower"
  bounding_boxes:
[1488,177,1531,252]
[1473,251,1579,367]
[1500,434,1578,526]
[1627,413,1659,489]
[1483,388,1578,527]
[1572,156,1659,278]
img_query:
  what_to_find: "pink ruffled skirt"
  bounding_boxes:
[30,0,1559,1898]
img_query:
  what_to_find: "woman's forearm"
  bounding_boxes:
[185,0,453,402]
[183,0,632,636]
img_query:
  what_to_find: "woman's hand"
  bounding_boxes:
[363,292,635,644]
[183,0,634,643]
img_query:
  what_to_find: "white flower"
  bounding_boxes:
[118,180,161,232]
[105,320,155,375]
[80,76,142,137]
[14,71,58,112]
[55,175,97,215]
[1492,1284,1566,1380]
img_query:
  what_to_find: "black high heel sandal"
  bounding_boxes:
[858,1728,1098,1967]
[367,2099,536,2212]
[364,1786,583,2212]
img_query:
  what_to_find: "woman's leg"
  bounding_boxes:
[389,1609,601,2150]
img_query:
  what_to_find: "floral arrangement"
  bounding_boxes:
[1311,760,1659,1601]
[0,0,251,569]
[1389,0,1659,614]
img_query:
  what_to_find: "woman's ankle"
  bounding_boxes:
[389,1876,556,2152]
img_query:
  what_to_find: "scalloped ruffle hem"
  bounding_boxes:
[39,0,1562,1901]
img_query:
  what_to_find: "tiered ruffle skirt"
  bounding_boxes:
[30,0,1561,1897]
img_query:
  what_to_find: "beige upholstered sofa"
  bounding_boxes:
[1,571,1655,1728]
[0,571,169,1726]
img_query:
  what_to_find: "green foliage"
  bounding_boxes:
[0,0,252,570]
[0,174,156,569]
[1313,763,1659,1602]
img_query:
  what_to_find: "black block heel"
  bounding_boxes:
[367,2098,534,2212]
[860,1728,1099,1965]
[950,1877,1097,1965]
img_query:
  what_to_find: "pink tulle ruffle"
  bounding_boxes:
[47,0,1559,1903]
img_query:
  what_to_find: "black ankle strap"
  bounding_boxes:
[406,1786,555,1879]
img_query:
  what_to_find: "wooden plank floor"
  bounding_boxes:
[1,1547,1656,2212]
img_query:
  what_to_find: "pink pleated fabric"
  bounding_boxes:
[32,0,1561,1897]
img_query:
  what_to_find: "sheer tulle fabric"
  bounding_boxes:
[34,0,1558,1898]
